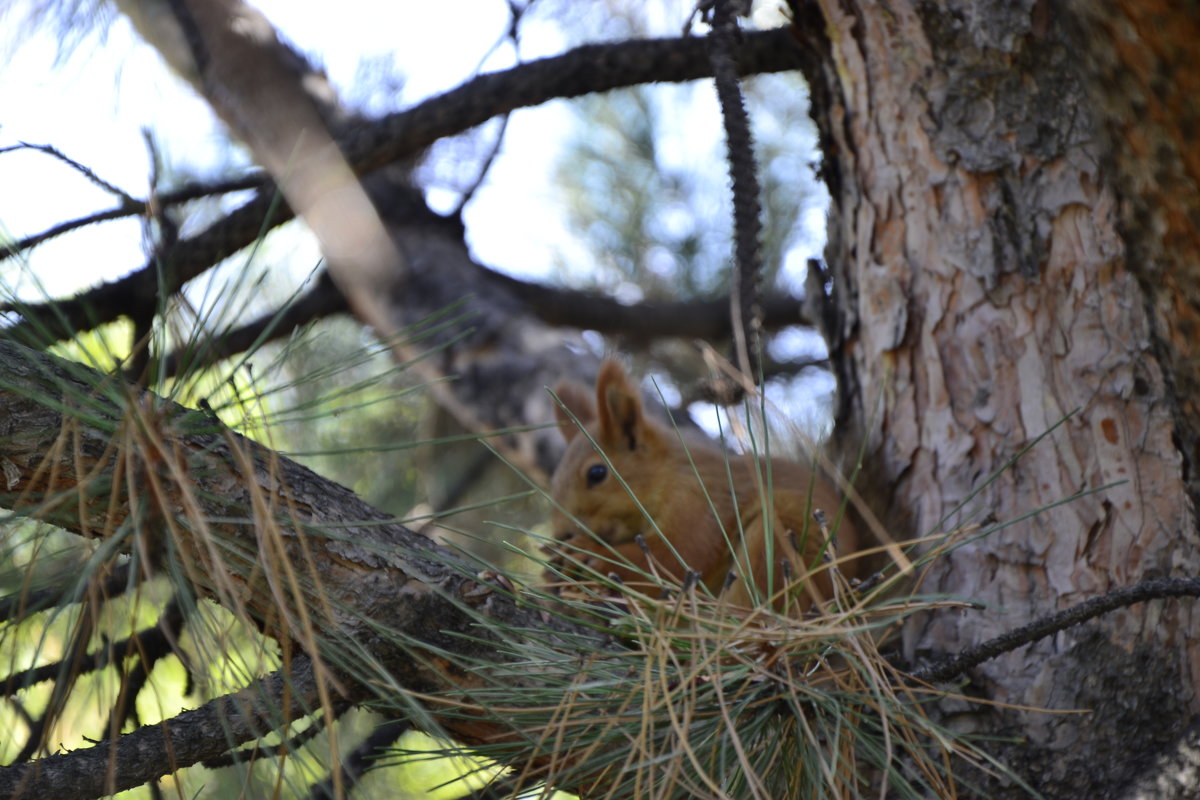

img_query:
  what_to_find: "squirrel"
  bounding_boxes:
[547,359,865,614]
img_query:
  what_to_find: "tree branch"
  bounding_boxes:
[2,173,263,258]
[336,27,805,181]
[0,654,337,800]
[0,562,135,624]
[479,265,810,341]
[0,142,136,204]
[304,719,411,800]
[909,577,1200,684]
[3,27,806,345]
[151,256,813,379]
[2,600,180,704]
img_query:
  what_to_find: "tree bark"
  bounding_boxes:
[792,1,1200,795]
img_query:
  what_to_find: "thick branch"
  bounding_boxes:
[0,340,602,748]
[338,27,805,180]
[480,267,809,341]
[158,261,813,378]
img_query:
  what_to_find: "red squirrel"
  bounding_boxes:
[547,360,862,613]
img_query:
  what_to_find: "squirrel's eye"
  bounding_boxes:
[585,464,608,487]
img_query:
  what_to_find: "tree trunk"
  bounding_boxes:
[792,1,1200,795]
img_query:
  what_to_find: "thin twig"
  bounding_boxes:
[2,141,135,203]
[453,112,510,216]
[910,576,1200,684]
[305,719,411,800]
[3,174,265,257]
[452,0,528,216]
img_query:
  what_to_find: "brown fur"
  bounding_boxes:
[548,360,862,613]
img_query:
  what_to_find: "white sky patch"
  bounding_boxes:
[0,14,230,297]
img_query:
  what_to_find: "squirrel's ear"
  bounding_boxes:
[552,380,595,443]
[595,360,646,451]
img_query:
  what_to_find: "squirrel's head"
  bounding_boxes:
[547,360,671,575]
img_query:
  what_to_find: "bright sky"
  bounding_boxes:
[0,0,591,299]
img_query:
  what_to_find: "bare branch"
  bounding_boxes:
[450,0,527,216]
[1,142,136,203]
[1,174,264,259]
[909,577,1200,684]
[102,599,186,738]
[479,266,810,340]
[0,562,136,624]
[0,654,337,800]
[2,601,180,704]
[3,27,806,345]
[155,254,815,381]
[452,111,510,216]
[341,27,804,177]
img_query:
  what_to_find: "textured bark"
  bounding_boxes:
[791,0,1200,796]
[1071,2,1200,500]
